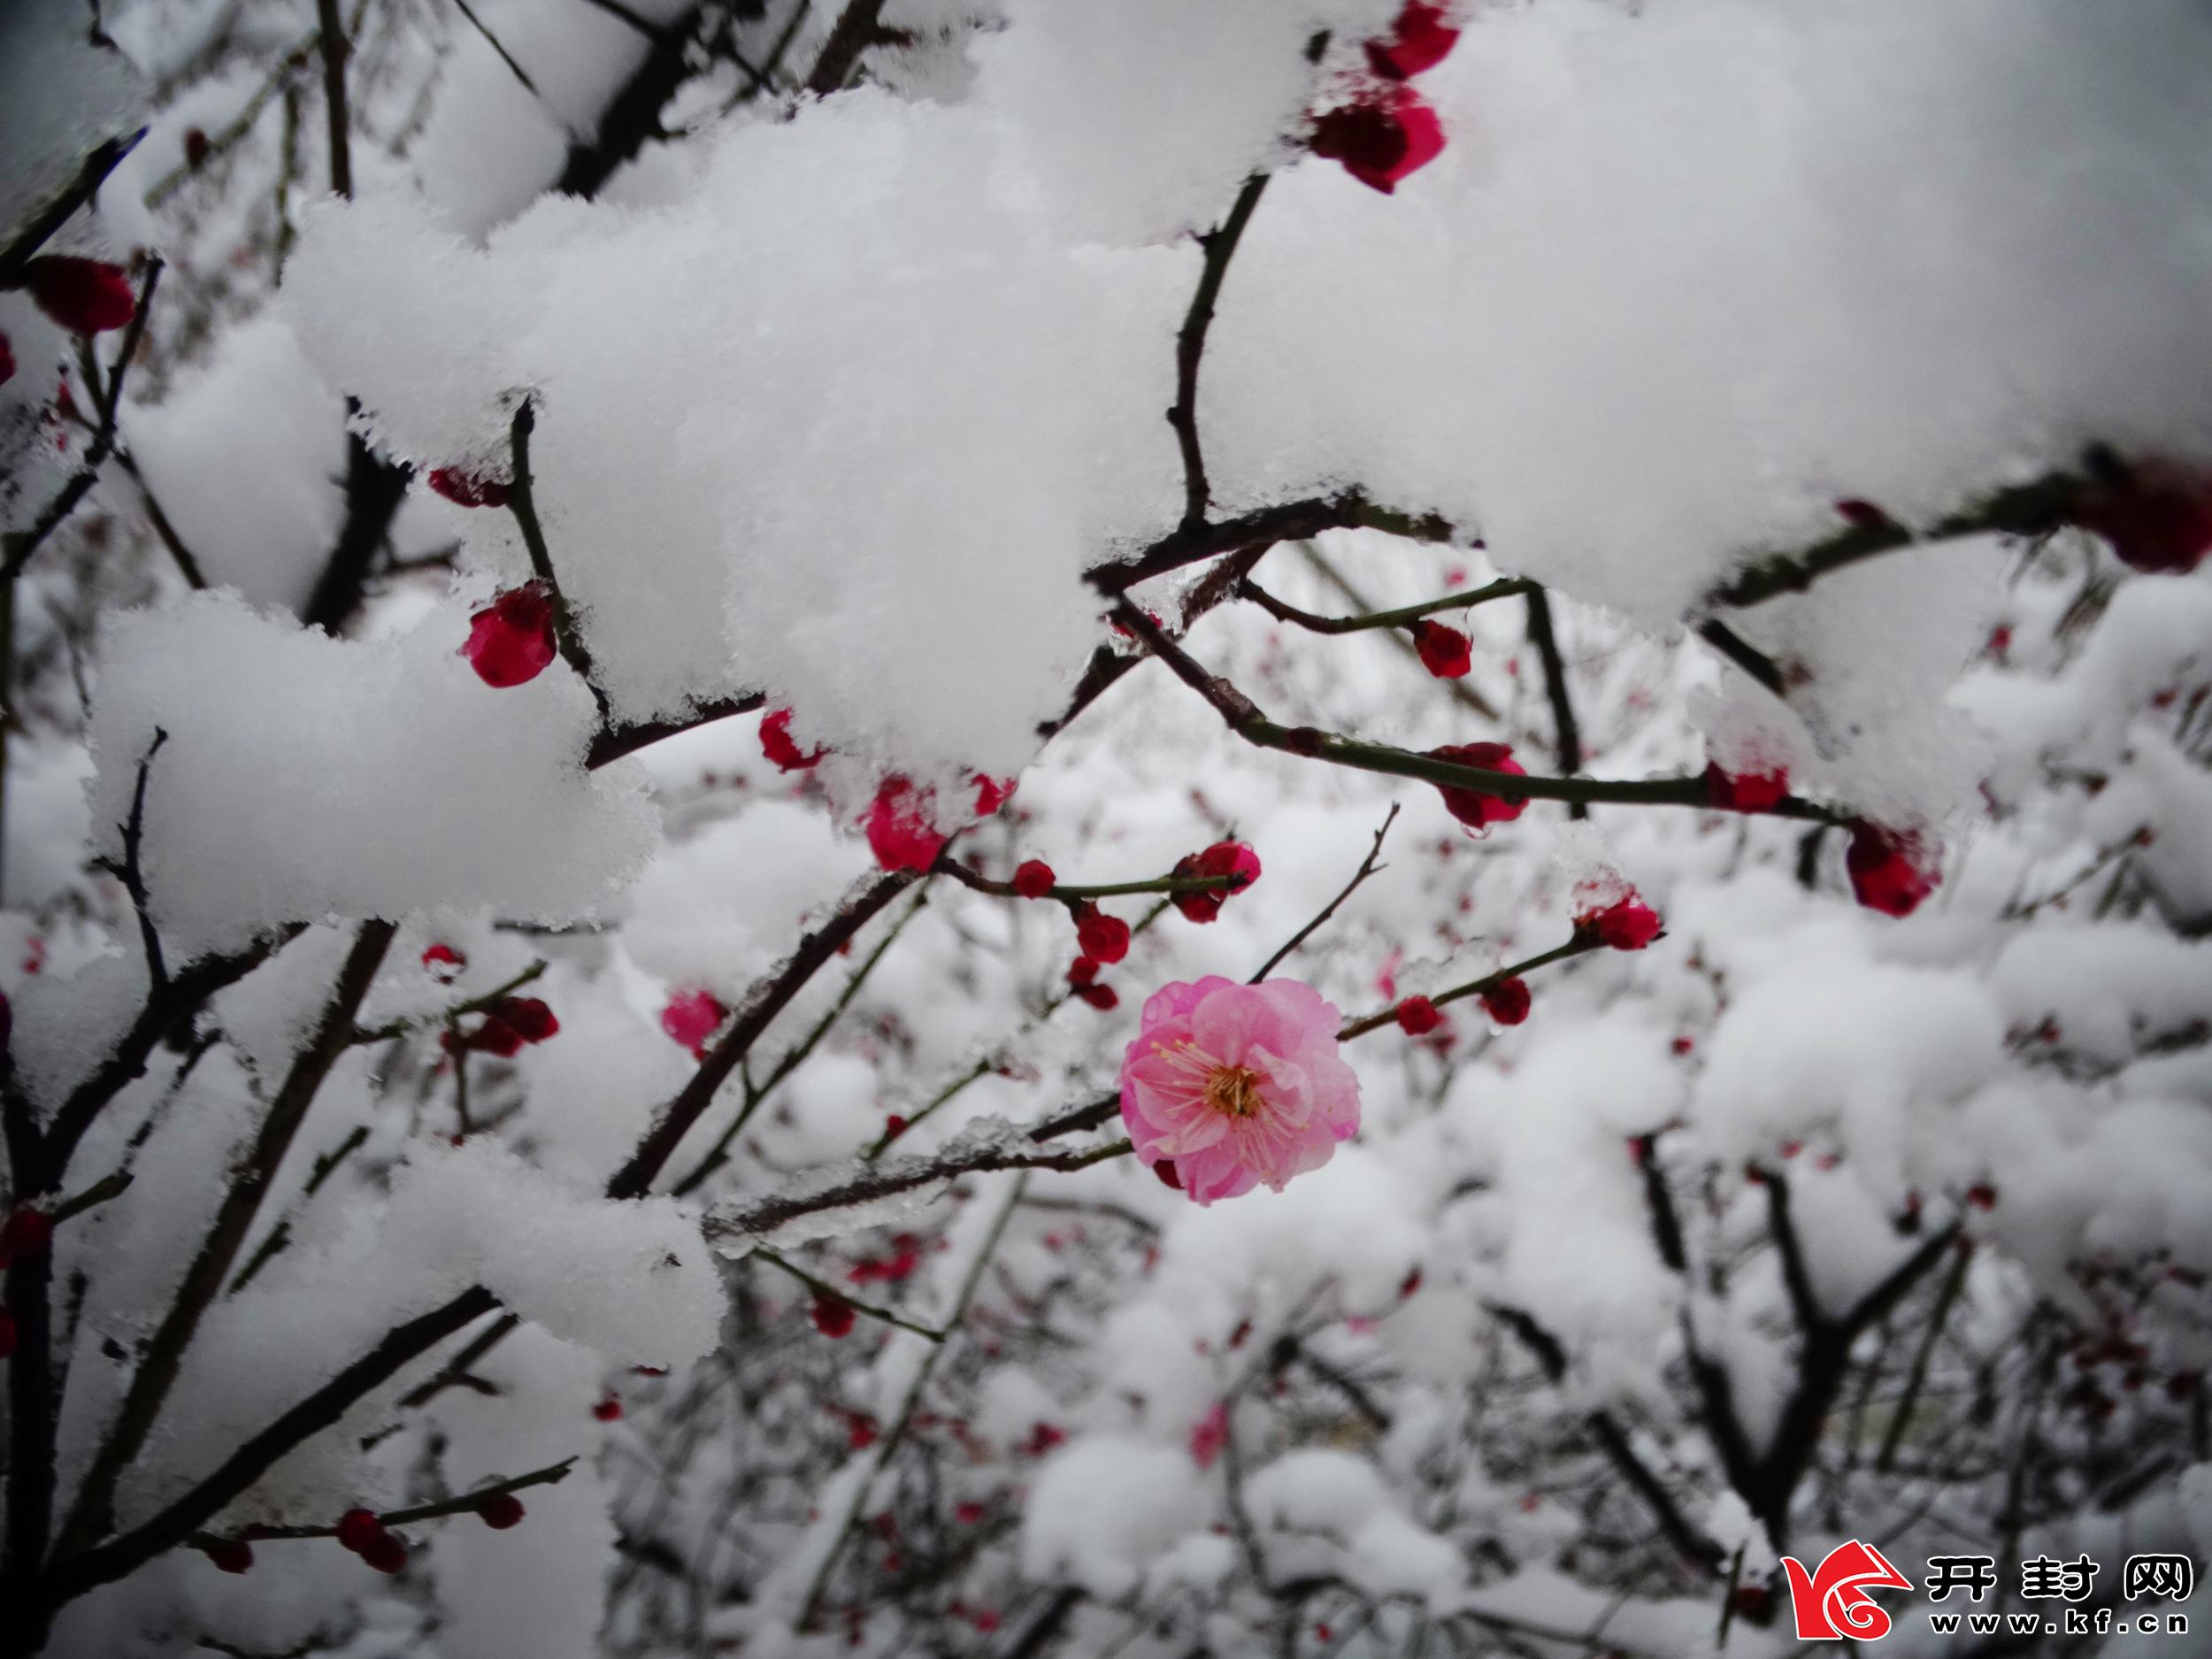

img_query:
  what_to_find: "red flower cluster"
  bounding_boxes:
[1310,89,1446,195]
[1011,859,1056,898]
[422,941,465,980]
[1074,902,1131,964]
[426,466,512,510]
[1067,956,1118,1010]
[461,583,557,688]
[2069,461,2212,575]
[1704,763,1789,812]
[850,1235,923,1285]
[1,1205,54,1265]
[759,707,826,772]
[1845,821,1939,918]
[864,775,948,872]
[1171,841,1262,923]
[1479,976,1531,1025]
[1429,741,1528,828]
[1310,3,1458,194]
[25,256,136,335]
[811,1293,857,1339]
[973,775,1016,817]
[1365,1,1460,80]
[661,988,728,1057]
[1394,995,1445,1036]
[1578,895,1663,950]
[1411,620,1472,679]
[453,996,558,1057]
[335,1507,409,1575]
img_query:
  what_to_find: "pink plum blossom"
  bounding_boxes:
[1118,977,1361,1205]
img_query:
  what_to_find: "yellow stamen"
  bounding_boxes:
[1204,1065,1265,1118]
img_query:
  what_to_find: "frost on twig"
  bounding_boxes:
[703,1116,1127,1257]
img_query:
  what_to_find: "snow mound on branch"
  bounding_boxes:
[86,592,658,959]
[1020,1435,1208,1598]
[286,98,1187,783]
[1695,947,2007,1190]
[388,1139,724,1365]
[974,0,1395,246]
[0,7,142,250]
[1209,0,2212,625]
[622,801,872,1003]
[124,320,348,614]
[1247,1448,1465,1598]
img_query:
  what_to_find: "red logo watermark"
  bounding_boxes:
[1780,1540,1914,1640]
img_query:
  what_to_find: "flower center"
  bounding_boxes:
[1203,1064,1265,1118]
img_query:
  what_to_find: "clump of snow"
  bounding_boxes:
[0,7,143,248]
[1207,0,2212,626]
[86,592,659,958]
[124,320,348,613]
[387,1138,724,1365]
[1019,1434,1208,1597]
[972,0,1394,246]
[621,800,872,1002]
[1695,947,2006,1189]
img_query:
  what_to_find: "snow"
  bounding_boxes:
[620,798,872,1003]
[86,591,660,959]
[1207,0,2212,626]
[1019,1434,1208,1598]
[124,319,347,613]
[383,1139,725,1366]
[0,5,143,250]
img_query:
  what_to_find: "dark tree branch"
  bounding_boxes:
[4,257,165,577]
[587,692,765,768]
[1759,1169,1824,1336]
[1239,572,1532,635]
[200,1455,575,1542]
[0,128,143,288]
[42,929,298,1186]
[1086,495,1453,596]
[1294,541,1502,723]
[507,399,603,699]
[1249,803,1395,980]
[1111,601,1846,823]
[1707,466,2086,610]
[605,870,918,1199]
[804,0,888,95]
[452,0,540,95]
[58,920,397,1559]
[311,0,351,198]
[703,1133,1130,1248]
[299,426,410,634]
[45,1286,503,1609]
[95,728,169,992]
[1169,174,1267,527]
[1523,586,1585,819]
[1488,1304,1726,1574]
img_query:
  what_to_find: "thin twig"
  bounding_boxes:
[1112,601,1846,824]
[57,920,397,1559]
[313,0,352,198]
[1295,541,1502,723]
[752,1248,944,1342]
[452,0,540,94]
[1240,573,1532,635]
[1250,804,1396,981]
[4,257,165,577]
[1170,174,1268,526]
[1523,586,1585,818]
